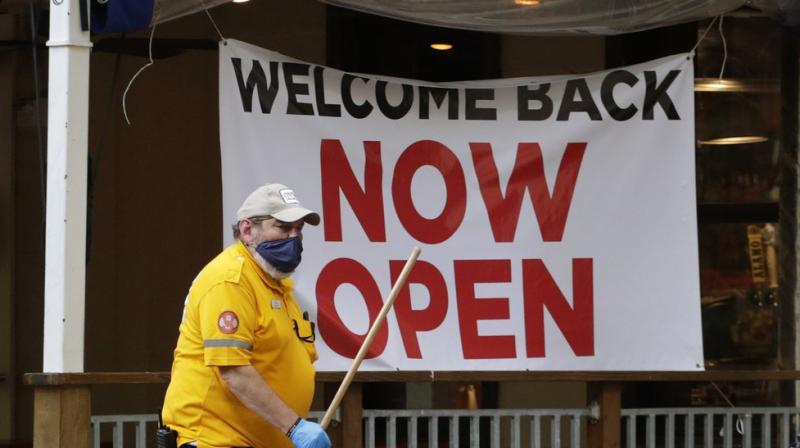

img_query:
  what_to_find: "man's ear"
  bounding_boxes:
[239,220,252,240]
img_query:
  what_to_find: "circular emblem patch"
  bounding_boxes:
[217,311,239,334]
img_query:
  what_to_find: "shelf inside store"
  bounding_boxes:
[697,202,778,223]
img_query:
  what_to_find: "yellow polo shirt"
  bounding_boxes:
[163,241,317,448]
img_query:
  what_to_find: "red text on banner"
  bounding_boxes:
[317,257,595,360]
[320,139,587,243]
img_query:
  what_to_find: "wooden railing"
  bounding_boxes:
[24,370,800,448]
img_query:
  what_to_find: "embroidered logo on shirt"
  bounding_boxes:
[217,311,239,334]
[271,299,282,309]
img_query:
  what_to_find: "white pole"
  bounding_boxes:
[42,0,92,373]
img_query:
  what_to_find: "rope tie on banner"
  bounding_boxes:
[688,14,729,80]
[689,16,718,57]
[122,25,156,125]
[200,0,226,43]
[205,8,227,44]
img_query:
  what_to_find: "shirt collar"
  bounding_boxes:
[234,240,290,292]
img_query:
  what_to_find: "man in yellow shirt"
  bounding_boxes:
[162,183,331,448]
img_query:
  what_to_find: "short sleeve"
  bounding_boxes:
[198,282,258,366]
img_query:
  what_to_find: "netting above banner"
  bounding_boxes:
[322,0,800,34]
[91,0,798,34]
[320,0,746,34]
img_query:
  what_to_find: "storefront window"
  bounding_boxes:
[694,16,785,372]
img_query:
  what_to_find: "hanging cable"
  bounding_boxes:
[122,25,157,125]
[710,381,744,436]
[718,14,728,79]
[688,15,729,85]
[29,0,46,212]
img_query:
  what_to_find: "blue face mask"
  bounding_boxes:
[254,237,303,273]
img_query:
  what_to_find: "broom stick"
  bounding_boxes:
[320,246,421,429]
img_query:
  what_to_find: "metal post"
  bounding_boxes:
[42,0,92,372]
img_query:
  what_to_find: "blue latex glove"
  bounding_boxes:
[289,419,331,448]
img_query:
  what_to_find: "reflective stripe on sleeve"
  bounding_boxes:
[203,339,253,351]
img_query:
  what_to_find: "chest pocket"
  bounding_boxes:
[292,316,319,362]
[257,286,318,363]
[248,284,290,354]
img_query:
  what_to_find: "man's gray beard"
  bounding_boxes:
[251,248,292,280]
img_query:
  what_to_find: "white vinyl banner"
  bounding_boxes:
[219,39,703,372]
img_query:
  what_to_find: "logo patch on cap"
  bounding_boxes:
[217,311,239,334]
[279,188,299,204]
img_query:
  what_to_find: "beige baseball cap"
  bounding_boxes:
[236,183,320,225]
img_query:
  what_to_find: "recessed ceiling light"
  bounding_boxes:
[233,0,250,3]
[430,43,453,51]
[515,0,541,5]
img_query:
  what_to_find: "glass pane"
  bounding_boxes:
[694,16,783,204]
[699,223,779,366]
[694,16,785,369]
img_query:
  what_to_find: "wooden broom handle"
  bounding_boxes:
[320,247,421,429]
